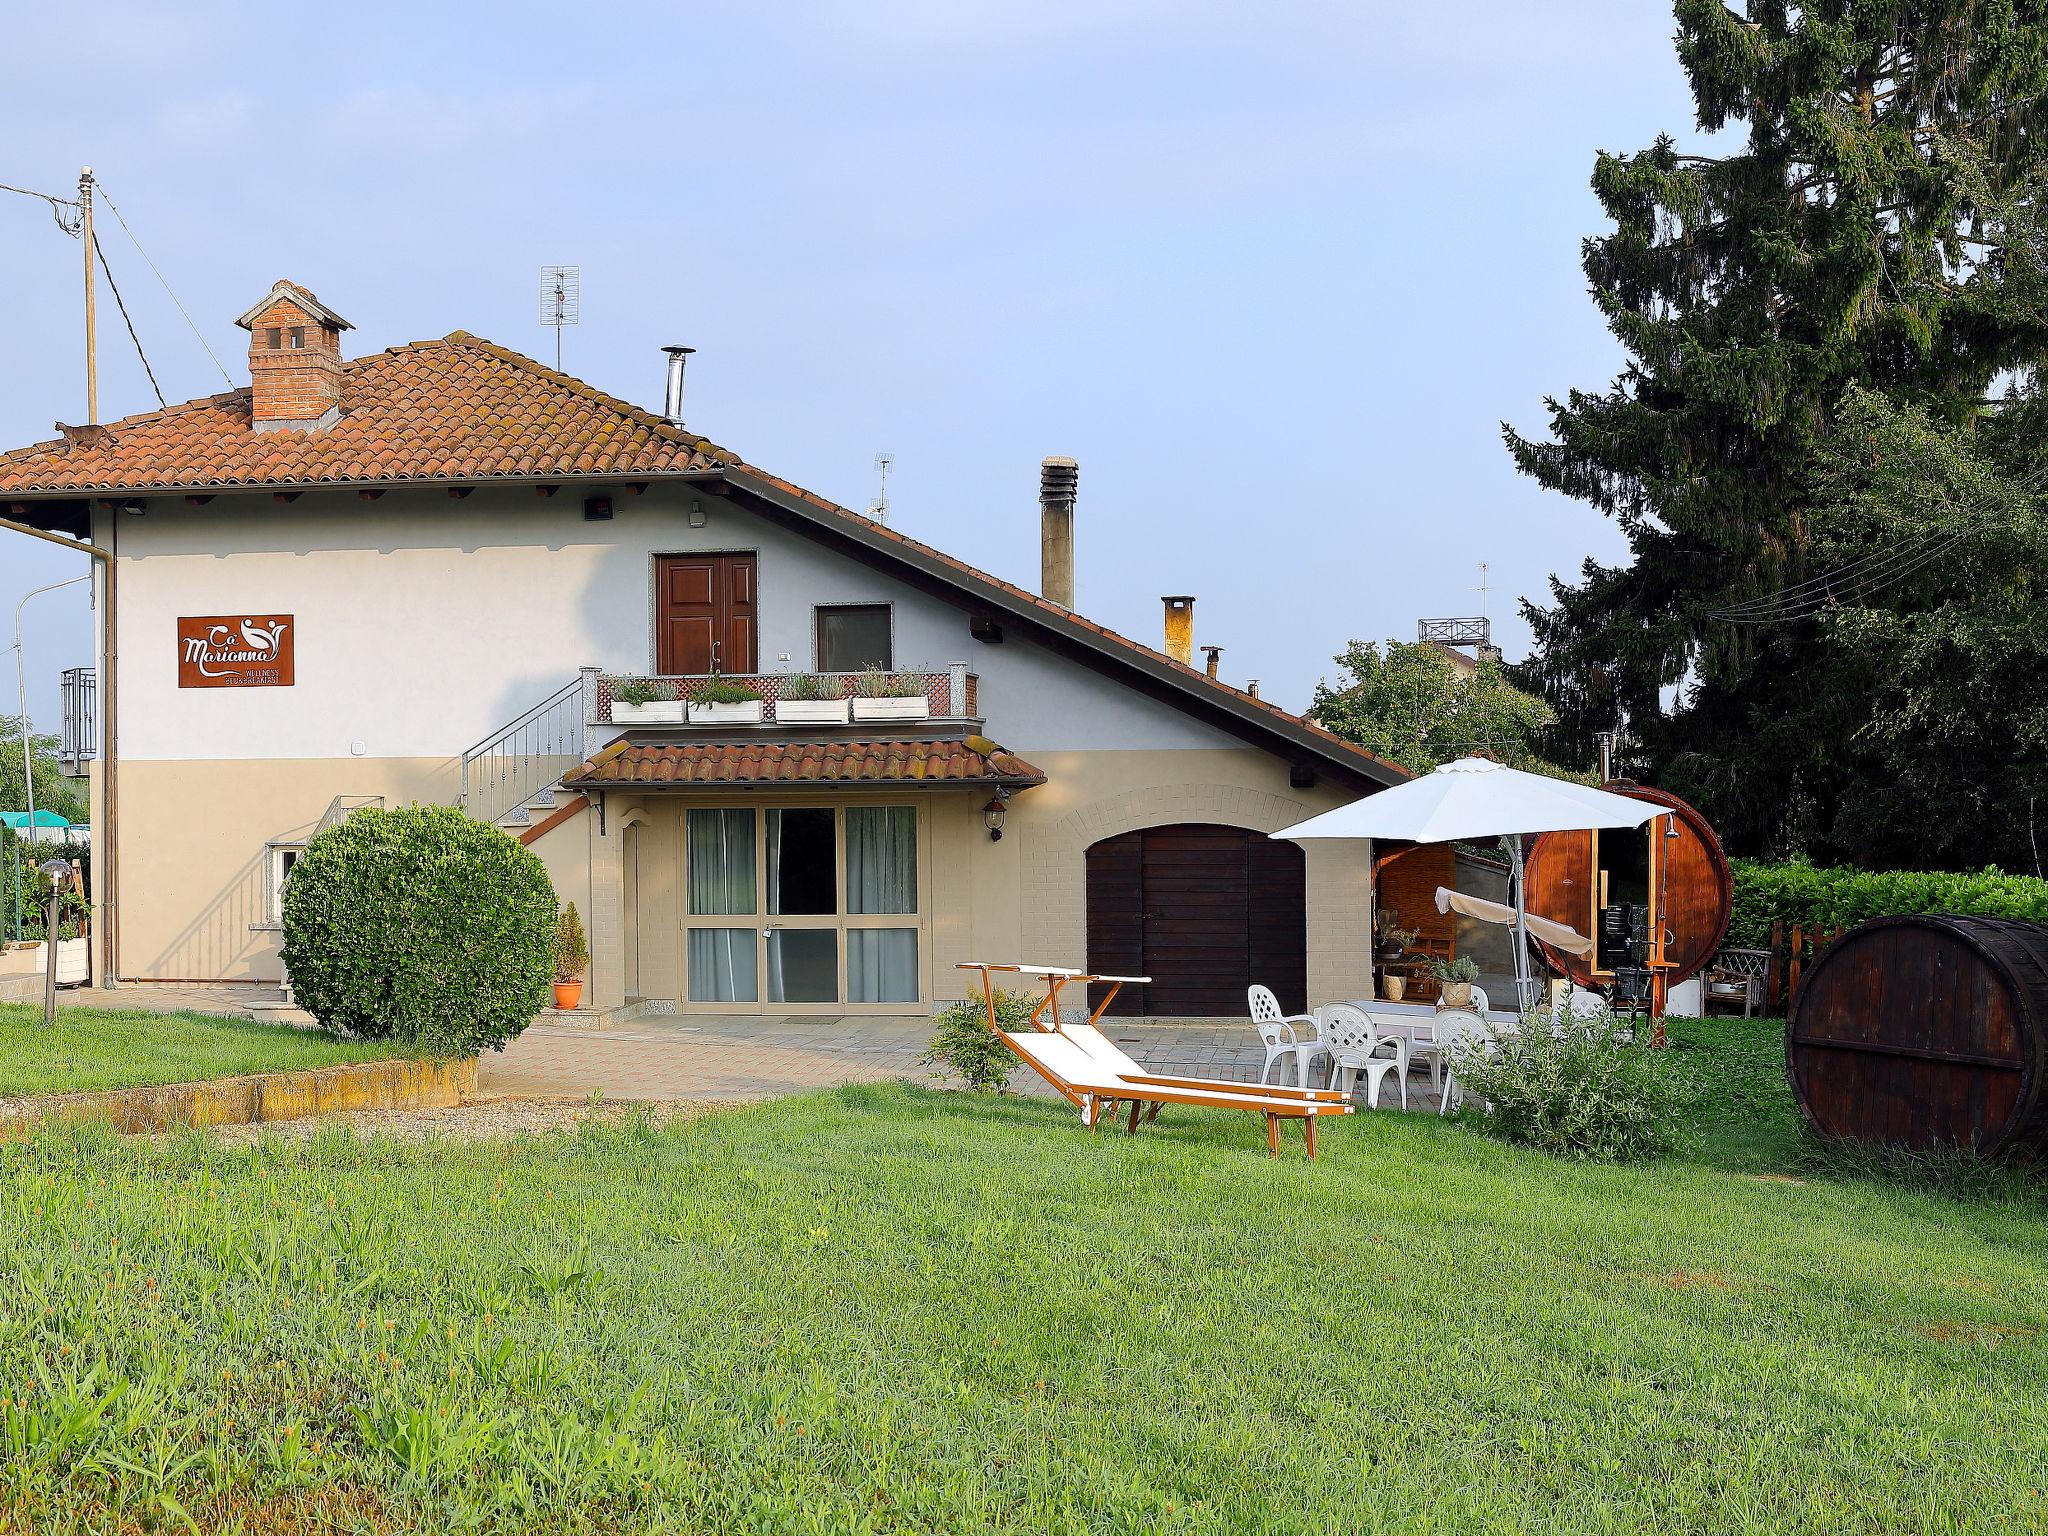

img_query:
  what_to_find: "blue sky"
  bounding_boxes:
[1,2,1696,734]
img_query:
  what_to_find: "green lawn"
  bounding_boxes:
[0,1003,415,1098]
[0,1019,2044,1533]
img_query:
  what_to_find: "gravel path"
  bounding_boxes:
[198,1094,727,1146]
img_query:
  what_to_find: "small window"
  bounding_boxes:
[265,327,282,349]
[289,326,306,349]
[816,604,892,673]
[265,844,302,925]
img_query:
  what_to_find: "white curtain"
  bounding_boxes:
[687,808,755,914]
[848,929,918,1004]
[846,806,916,914]
[688,929,758,1002]
[688,808,757,1003]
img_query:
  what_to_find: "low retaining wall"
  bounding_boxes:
[0,1055,476,1138]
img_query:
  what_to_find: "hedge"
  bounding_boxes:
[280,803,556,1055]
[1728,858,2048,948]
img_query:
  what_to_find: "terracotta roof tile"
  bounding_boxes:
[561,737,1047,790]
[0,324,1403,787]
[0,333,735,494]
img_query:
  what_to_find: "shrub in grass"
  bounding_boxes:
[1453,1008,1680,1162]
[281,803,556,1054]
[921,990,1035,1091]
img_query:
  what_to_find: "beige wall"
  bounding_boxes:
[112,757,458,980]
[112,742,1375,1010]
[531,745,1374,1016]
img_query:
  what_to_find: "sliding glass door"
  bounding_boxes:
[683,800,925,1010]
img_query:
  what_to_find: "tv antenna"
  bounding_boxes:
[868,453,893,523]
[1476,561,1489,622]
[539,263,580,370]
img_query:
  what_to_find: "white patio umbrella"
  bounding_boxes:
[1271,756,1661,1010]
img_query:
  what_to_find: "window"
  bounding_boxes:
[263,842,303,926]
[265,327,282,349]
[816,604,892,673]
[289,326,306,349]
[681,802,923,1008]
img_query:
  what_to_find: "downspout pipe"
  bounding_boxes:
[1,514,117,988]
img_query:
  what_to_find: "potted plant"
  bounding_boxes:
[775,672,850,725]
[1374,907,1418,966]
[610,678,686,724]
[851,665,930,722]
[1431,953,1481,1011]
[553,902,589,1011]
[688,677,765,725]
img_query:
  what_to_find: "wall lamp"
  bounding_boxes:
[982,791,1009,842]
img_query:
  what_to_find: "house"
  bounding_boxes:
[0,281,1402,1018]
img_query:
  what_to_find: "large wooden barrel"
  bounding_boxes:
[1788,915,2048,1156]
[1523,783,1732,988]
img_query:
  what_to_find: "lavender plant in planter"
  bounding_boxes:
[850,666,930,722]
[774,672,850,725]
[610,679,686,724]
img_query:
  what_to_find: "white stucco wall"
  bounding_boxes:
[102,483,1239,761]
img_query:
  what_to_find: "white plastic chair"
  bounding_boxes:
[1317,1003,1408,1110]
[1248,984,1321,1086]
[1436,1010,1494,1116]
[1467,984,1489,1016]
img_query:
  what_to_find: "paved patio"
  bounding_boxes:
[44,985,1443,1110]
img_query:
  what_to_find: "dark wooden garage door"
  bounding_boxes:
[1086,823,1306,1016]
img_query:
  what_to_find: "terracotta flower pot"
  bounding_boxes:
[1382,975,1406,1003]
[553,979,584,1011]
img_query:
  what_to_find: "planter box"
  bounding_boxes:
[611,700,686,724]
[852,695,931,723]
[689,699,766,726]
[776,698,851,725]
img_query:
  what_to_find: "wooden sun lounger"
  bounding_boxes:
[957,962,1351,1158]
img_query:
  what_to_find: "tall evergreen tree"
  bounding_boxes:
[1507,1,2048,859]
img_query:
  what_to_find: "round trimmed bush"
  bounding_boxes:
[281,803,557,1055]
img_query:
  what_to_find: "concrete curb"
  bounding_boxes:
[0,1055,477,1138]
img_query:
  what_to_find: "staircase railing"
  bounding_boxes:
[461,675,588,826]
[315,795,384,836]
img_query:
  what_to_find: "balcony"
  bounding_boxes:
[587,665,979,731]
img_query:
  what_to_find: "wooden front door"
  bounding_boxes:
[655,554,756,675]
[1086,823,1306,1016]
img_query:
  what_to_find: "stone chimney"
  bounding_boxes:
[235,280,352,432]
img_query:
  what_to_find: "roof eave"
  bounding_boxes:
[715,467,1406,790]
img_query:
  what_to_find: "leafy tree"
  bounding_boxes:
[0,714,87,825]
[1506,1,2048,858]
[1786,385,2048,868]
[1310,640,1574,777]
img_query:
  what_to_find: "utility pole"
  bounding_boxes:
[79,167,96,423]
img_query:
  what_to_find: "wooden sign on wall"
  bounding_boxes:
[177,615,294,688]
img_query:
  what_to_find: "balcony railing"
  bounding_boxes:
[589,664,977,727]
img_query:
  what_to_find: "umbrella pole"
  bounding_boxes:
[1503,834,1536,1015]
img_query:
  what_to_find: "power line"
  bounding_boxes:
[0,179,81,235]
[95,181,234,390]
[91,231,165,408]
[1707,464,2048,625]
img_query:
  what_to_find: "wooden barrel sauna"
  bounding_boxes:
[1523,783,1732,988]
[1787,915,2048,1156]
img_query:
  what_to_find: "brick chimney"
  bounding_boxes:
[234,280,352,432]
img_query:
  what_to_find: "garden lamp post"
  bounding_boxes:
[38,857,72,1026]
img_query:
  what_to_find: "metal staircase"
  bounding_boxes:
[460,672,592,832]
